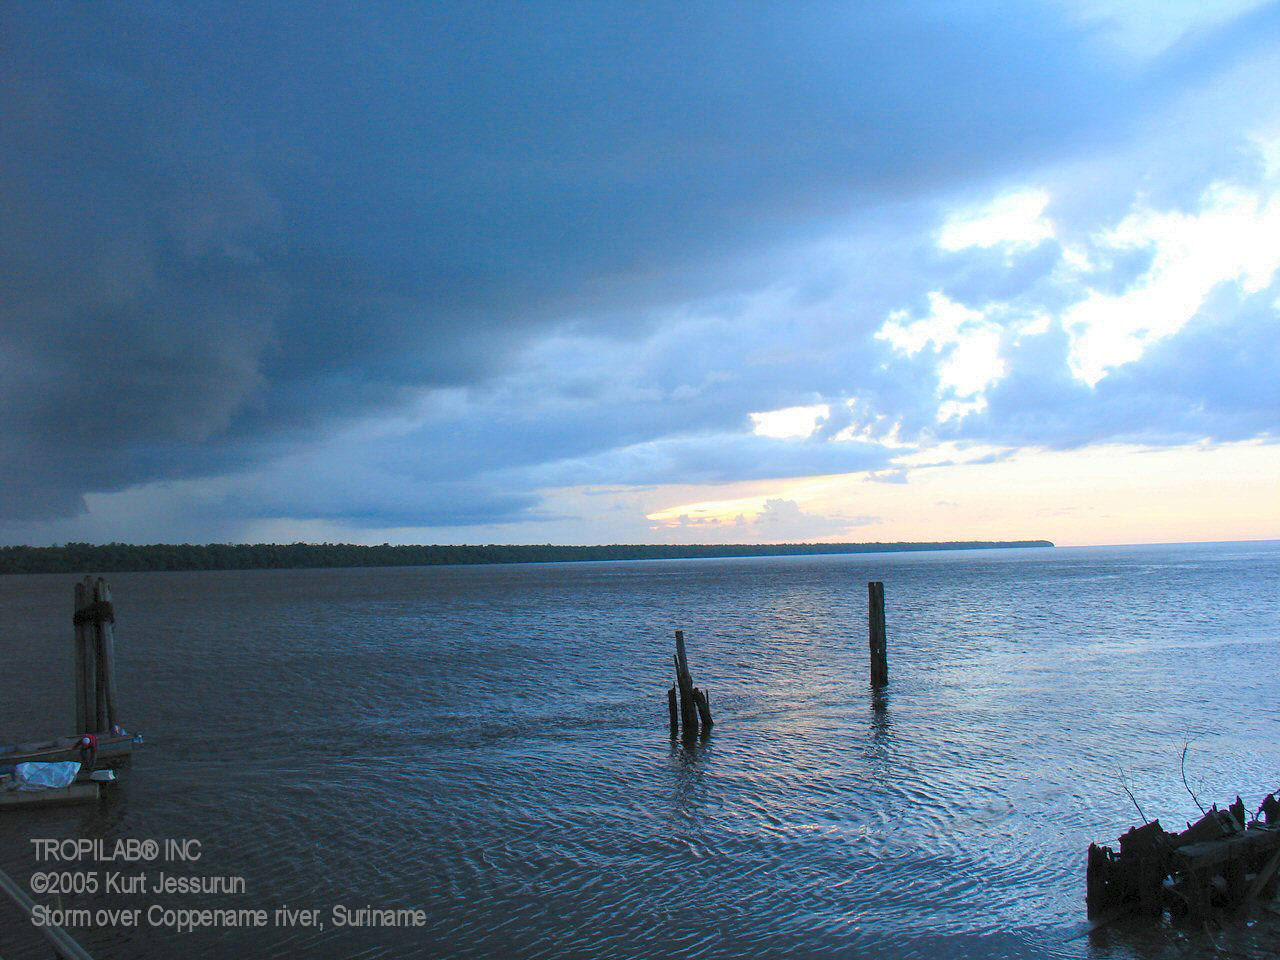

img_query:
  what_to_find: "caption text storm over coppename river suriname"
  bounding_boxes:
[4,3,1280,959]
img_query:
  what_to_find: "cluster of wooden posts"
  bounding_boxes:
[73,576,121,736]
[665,580,889,741]
[0,578,137,812]
[667,630,713,741]
[1087,792,1280,923]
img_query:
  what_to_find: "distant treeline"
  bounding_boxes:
[0,540,1053,575]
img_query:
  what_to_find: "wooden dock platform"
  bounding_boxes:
[1088,793,1280,922]
[0,782,101,809]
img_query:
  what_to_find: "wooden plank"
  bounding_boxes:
[1173,808,1230,847]
[0,783,100,809]
[1244,847,1280,907]
[1175,827,1280,871]
[2,733,136,767]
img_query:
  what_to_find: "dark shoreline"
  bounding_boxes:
[0,540,1053,575]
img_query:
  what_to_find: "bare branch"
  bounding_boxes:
[1181,739,1207,816]
[1118,767,1149,824]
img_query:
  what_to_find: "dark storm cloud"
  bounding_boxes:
[2,1,1162,522]
[525,433,895,490]
[155,431,894,530]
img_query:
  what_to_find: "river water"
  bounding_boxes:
[1,542,1278,959]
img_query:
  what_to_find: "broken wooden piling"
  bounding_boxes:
[1086,790,1280,923]
[674,630,697,739]
[868,581,888,686]
[669,630,712,740]
[692,687,712,731]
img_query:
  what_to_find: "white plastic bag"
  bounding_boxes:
[11,761,81,791]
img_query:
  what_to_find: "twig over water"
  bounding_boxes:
[1118,767,1149,824]
[1182,738,1207,816]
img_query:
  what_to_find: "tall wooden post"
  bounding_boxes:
[75,576,99,734]
[73,580,90,733]
[674,630,699,740]
[94,642,108,732]
[868,581,888,687]
[94,578,120,733]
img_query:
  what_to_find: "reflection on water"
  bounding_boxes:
[1,542,1278,959]
[870,690,891,736]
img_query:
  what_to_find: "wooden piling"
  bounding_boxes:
[73,580,90,734]
[95,654,107,732]
[692,687,713,730]
[671,630,712,740]
[77,576,99,735]
[72,575,119,734]
[674,631,694,738]
[93,578,120,733]
[868,581,888,686]
[667,687,678,736]
[673,653,696,738]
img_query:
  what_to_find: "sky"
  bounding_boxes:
[2,1,1278,548]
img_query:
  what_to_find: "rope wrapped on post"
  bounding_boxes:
[72,600,115,625]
